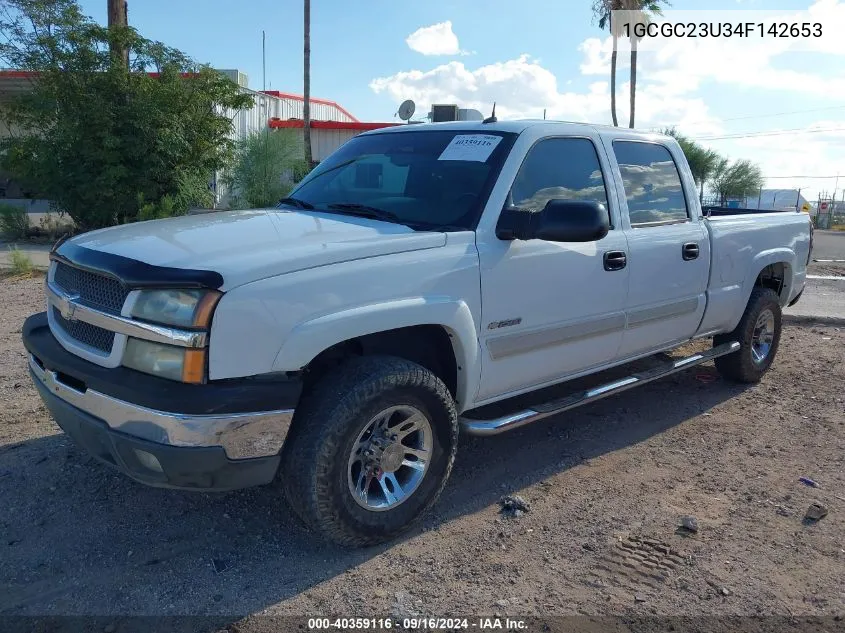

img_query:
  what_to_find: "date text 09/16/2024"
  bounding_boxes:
[307,617,528,630]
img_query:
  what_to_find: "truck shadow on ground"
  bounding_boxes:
[0,367,749,630]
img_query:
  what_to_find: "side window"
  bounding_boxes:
[612,141,688,226]
[510,138,610,219]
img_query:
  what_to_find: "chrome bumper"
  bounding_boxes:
[29,355,294,460]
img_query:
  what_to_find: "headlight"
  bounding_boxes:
[131,289,221,328]
[123,338,206,383]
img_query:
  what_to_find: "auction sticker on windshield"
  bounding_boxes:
[438,134,503,162]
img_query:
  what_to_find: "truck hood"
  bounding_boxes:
[66,209,447,289]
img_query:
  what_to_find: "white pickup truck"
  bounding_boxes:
[23,120,812,546]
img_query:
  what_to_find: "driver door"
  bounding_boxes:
[475,135,630,402]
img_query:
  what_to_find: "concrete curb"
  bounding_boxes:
[783,314,845,327]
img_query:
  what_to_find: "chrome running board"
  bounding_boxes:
[460,341,740,436]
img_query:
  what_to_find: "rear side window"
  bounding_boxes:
[612,141,688,226]
[510,137,609,218]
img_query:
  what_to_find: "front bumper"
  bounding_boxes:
[23,312,301,491]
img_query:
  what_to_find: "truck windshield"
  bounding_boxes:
[286,130,517,231]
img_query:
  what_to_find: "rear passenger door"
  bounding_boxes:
[607,140,710,358]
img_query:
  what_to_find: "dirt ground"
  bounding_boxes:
[1,275,844,630]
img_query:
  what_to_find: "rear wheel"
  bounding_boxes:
[279,356,458,547]
[714,287,782,383]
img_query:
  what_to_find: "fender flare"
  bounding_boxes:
[728,249,796,331]
[272,296,481,408]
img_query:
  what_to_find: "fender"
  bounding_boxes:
[727,248,795,329]
[273,297,481,410]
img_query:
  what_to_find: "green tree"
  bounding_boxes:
[224,129,309,209]
[712,158,765,206]
[0,0,253,230]
[662,127,721,202]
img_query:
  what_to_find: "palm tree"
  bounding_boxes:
[591,0,622,127]
[628,0,669,128]
[303,0,312,166]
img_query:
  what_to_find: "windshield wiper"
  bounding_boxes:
[325,203,407,225]
[277,197,315,210]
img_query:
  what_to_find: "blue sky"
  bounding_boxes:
[76,0,845,200]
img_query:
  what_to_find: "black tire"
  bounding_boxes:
[714,287,782,383]
[279,355,459,547]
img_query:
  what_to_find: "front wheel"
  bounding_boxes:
[714,287,782,383]
[279,356,458,547]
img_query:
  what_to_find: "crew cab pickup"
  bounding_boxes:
[23,120,812,546]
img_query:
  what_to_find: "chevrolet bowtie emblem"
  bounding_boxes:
[60,295,80,321]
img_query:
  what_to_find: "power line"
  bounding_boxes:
[665,104,845,128]
[698,125,845,139]
[696,126,845,141]
[718,104,845,122]
[763,175,841,179]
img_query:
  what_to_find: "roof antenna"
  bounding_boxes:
[482,102,497,124]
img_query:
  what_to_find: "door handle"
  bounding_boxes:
[603,250,627,271]
[682,242,700,261]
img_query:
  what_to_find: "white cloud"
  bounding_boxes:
[405,21,467,56]
[578,38,613,76]
[369,54,720,133]
[372,55,606,121]
[374,0,845,199]
[707,123,845,201]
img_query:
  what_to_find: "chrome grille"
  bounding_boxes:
[52,307,115,353]
[54,262,129,315]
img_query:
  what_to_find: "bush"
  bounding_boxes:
[8,247,33,276]
[38,212,70,241]
[0,0,253,230]
[225,130,308,209]
[137,172,213,221]
[0,203,29,240]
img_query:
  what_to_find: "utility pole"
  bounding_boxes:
[107,0,129,68]
[303,0,313,167]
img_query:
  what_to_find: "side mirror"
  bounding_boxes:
[496,200,610,242]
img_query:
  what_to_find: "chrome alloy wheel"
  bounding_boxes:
[347,405,433,512]
[751,308,776,364]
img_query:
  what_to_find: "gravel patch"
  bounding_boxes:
[1,275,843,626]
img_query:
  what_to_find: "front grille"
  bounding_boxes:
[52,307,115,353]
[54,262,129,315]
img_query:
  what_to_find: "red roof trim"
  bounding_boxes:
[0,70,38,78]
[262,90,359,123]
[1,71,368,127]
[268,118,399,131]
